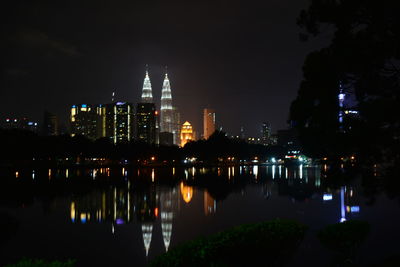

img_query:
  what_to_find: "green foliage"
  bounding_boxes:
[150,219,307,267]
[3,259,75,267]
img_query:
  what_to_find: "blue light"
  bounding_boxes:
[350,206,360,213]
[72,105,77,108]
[81,104,87,108]
[28,122,34,126]
[116,102,125,105]
[323,194,333,201]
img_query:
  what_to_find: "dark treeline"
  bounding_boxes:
[290,0,400,165]
[0,129,285,166]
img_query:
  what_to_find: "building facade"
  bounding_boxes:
[261,122,271,145]
[70,104,103,140]
[43,111,59,136]
[180,121,194,147]
[136,103,156,144]
[203,108,215,139]
[160,73,174,133]
[103,102,134,144]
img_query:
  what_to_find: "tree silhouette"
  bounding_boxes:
[291,0,400,164]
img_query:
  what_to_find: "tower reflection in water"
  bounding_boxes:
[68,165,360,257]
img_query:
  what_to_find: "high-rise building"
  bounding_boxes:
[43,111,58,136]
[160,72,174,133]
[203,108,216,139]
[180,121,194,147]
[70,104,102,140]
[136,103,156,144]
[172,107,181,145]
[261,122,271,145]
[136,67,157,144]
[141,67,153,103]
[104,102,134,144]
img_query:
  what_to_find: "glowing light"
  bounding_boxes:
[152,168,155,182]
[80,213,87,223]
[350,206,360,213]
[299,164,303,179]
[70,202,76,222]
[180,182,193,203]
[323,194,333,201]
[15,171,19,178]
[272,165,276,179]
[154,208,159,218]
[253,165,258,179]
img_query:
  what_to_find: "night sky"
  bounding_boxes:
[1,0,328,137]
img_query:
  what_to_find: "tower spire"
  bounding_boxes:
[141,65,153,103]
[160,68,173,133]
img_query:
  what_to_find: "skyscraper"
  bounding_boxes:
[104,102,134,144]
[136,68,157,144]
[203,108,215,139]
[172,107,181,145]
[70,104,102,140]
[141,67,153,103]
[43,111,59,136]
[160,72,174,133]
[136,103,156,144]
[261,122,271,145]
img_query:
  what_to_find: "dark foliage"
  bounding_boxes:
[318,220,370,265]
[291,0,400,164]
[150,219,307,267]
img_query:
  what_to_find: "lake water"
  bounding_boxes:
[0,165,399,266]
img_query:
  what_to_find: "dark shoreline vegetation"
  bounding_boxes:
[0,129,286,168]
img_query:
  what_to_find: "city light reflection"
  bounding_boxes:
[253,165,258,179]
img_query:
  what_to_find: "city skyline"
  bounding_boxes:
[0,0,327,137]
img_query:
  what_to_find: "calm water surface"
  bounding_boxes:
[0,165,399,266]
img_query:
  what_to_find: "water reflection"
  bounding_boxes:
[3,165,365,263]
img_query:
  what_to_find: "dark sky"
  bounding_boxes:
[1,0,327,137]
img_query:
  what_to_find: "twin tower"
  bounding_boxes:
[138,67,180,145]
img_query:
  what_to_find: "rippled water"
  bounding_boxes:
[0,165,399,266]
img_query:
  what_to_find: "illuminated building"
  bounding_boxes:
[104,102,134,144]
[180,121,194,147]
[180,182,193,203]
[136,103,157,144]
[70,104,103,140]
[2,117,39,133]
[160,72,174,133]
[261,122,271,145]
[203,108,215,139]
[172,107,181,145]
[43,111,58,136]
[141,66,153,103]
[204,191,216,215]
[136,67,157,144]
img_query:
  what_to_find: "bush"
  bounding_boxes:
[150,219,307,267]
